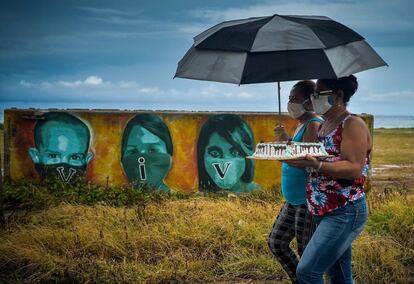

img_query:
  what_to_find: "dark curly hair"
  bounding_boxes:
[319,75,358,104]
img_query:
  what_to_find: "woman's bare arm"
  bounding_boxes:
[319,117,370,179]
[286,117,371,180]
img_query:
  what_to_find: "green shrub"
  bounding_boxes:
[3,179,175,210]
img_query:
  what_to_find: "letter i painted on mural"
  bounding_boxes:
[138,157,147,180]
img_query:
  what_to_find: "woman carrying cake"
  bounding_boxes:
[286,75,371,284]
[267,80,323,283]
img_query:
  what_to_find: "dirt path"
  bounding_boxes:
[371,164,414,198]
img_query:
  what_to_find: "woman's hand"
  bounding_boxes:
[283,154,320,169]
[274,125,290,141]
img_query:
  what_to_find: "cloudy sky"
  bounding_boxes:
[1,0,413,119]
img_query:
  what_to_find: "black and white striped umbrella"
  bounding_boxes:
[174,14,387,121]
[176,14,387,84]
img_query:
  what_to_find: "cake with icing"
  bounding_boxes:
[248,142,329,160]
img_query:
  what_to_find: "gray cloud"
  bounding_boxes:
[3,76,263,105]
[76,6,136,17]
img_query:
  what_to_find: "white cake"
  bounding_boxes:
[249,142,329,160]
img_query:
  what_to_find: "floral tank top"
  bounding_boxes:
[306,114,369,216]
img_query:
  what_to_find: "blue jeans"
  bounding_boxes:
[296,197,368,284]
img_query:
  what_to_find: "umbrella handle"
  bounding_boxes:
[277,82,282,126]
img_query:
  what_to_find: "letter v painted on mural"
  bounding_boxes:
[57,166,77,183]
[212,162,231,179]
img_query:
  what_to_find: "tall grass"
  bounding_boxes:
[0,197,286,283]
[0,187,413,283]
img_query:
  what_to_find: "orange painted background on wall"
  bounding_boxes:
[4,109,373,192]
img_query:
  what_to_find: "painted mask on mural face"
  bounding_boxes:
[35,163,86,184]
[121,152,171,188]
[203,132,249,190]
[122,125,172,189]
[204,156,245,189]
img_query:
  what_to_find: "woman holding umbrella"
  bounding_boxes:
[267,80,323,284]
[175,14,384,283]
[286,75,371,284]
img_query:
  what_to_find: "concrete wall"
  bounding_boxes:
[3,109,373,193]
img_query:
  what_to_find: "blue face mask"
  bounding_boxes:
[311,94,335,115]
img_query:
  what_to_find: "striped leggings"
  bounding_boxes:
[267,202,316,284]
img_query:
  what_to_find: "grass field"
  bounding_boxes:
[372,128,414,165]
[0,127,413,283]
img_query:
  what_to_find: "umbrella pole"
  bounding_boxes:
[277,81,282,126]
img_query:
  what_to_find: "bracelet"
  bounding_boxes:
[316,161,323,172]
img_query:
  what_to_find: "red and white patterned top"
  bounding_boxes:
[306,115,369,216]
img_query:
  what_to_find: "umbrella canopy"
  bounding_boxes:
[175,14,387,126]
[175,14,387,84]
[194,15,363,52]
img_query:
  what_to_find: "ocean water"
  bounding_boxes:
[374,115,414,128]
[0,109,413,129]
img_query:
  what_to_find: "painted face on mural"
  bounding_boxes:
[121,125,172,190]
[197,114,259,193]
[204,132,246,190]
[28,113,93,184]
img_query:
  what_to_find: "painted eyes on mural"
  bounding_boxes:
[230,147,243,158]
[207,146,243,158]
[148,147,161,154]
[146,143,168,154]
[70,154,84,162]
[207,146,223,158]
[125,145,164,155]
[48,153,58,159]
[125,148,139,155]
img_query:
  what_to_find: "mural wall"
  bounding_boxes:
[3,109,374,193]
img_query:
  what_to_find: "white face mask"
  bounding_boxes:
[287,99,310,118]
[287,102,306,118]
[311,95,334,115]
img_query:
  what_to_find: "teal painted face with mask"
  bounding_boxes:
[28,113,93,184]
[204,132,246,190]
[197,114,259,193]
[121,123,172,192]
